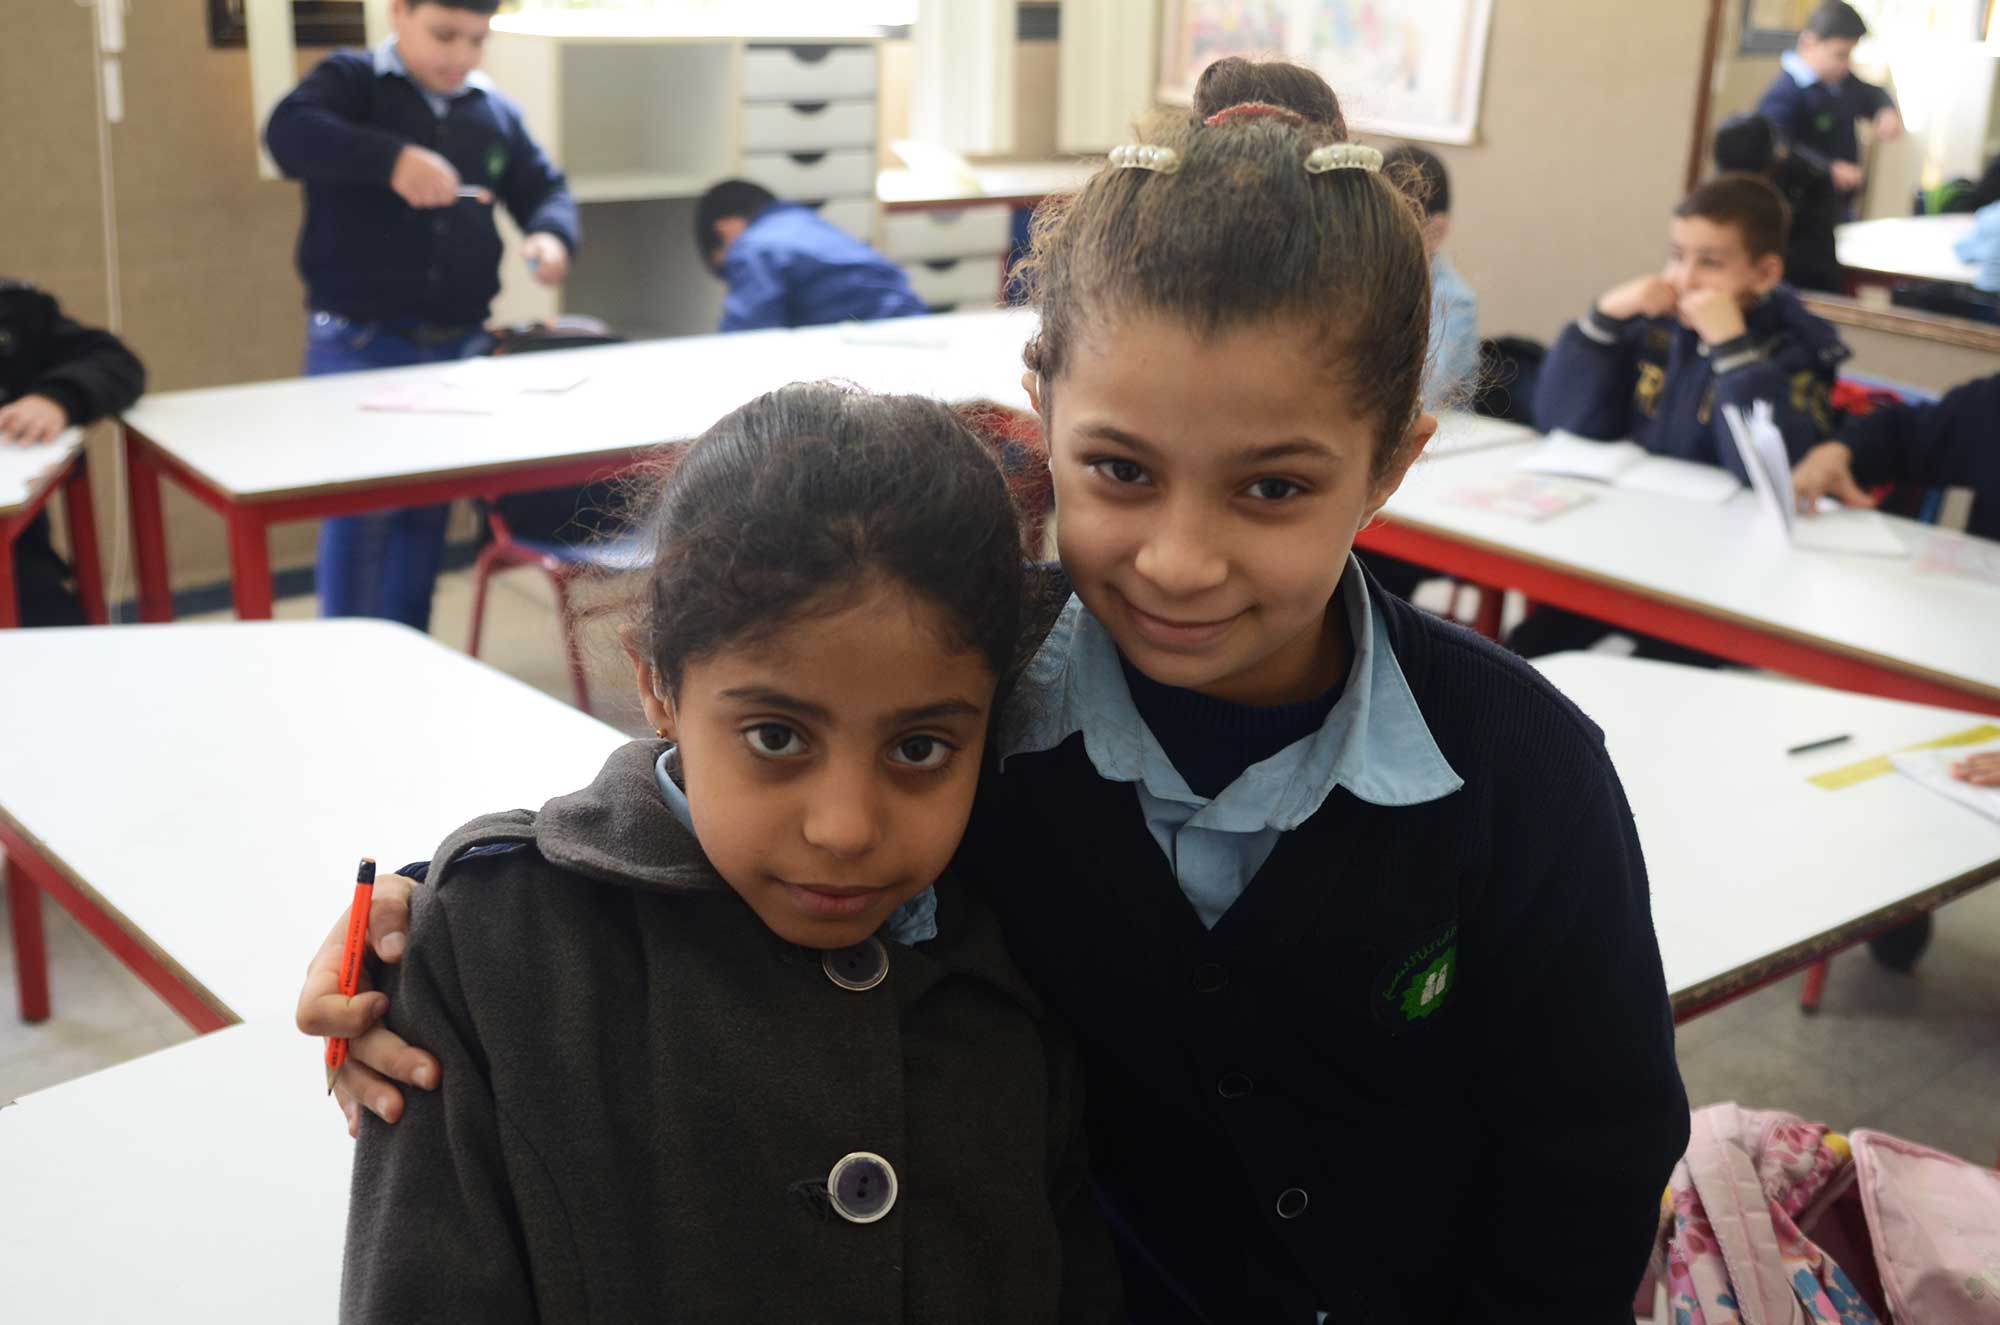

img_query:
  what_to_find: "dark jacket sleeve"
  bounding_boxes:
[1839,375,2000,499]
[1707,339,1835,474]
[340,877,566,1324]
[1533,310,1638,439]
[29,301,145,425]
[497,105,580,254]
[1042,1019,1124,1323]
[265,54,407,186]
[1461,741,1690,1324]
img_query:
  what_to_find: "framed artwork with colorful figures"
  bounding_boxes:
[1158,0,1495,145]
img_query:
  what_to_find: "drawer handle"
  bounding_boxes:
[801,197,831,208]
[789,44,833,63]
[790,101,830,116]
[787,151,830,167]
[922,259,961,272]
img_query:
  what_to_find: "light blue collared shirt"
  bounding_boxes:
[1780,49,1821,90]
[374,37,492,119]
[1424,251,1480,409]
[652,747,939,945]
[1002,555,1463,929]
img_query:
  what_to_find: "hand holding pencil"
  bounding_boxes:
[325,857,378,1092]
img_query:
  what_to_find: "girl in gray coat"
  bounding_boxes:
[340,384,1119,1322]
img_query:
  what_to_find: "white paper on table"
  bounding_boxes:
[1915,530,2000,586]
[1791,508,1908,557]
[1516,432,1648,482]
[0,434,77,499]
[1446,474,1596,522]
[359,380,501,414]
[1429,411,1536,457]
[1891,737,2000,824]
[1615,455,1742,504]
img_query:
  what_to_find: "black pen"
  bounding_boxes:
[1787,734,1852,756]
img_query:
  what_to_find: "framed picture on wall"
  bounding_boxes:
[1738,0,1822,53]
[1157,0,1495,145]
[209,0,368,49]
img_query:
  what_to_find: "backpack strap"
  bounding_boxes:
[1684,1104,1809,1325]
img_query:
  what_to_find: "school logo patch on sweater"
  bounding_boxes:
[1374,924,1458,1031]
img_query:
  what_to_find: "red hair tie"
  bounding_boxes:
[1203,101,1306,128]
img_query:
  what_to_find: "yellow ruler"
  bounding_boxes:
[1808,723,2000,791]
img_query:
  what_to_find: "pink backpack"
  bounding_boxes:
[1639,1104,2000,1324]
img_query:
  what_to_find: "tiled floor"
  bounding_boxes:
[4,573,1998,1177]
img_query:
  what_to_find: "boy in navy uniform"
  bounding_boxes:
[0,280,145,626]
[265,0,577,629]
[697,180,927,333]
[1756,1,1902,214]
[1517,174,1848,659]
[1794,372,2000,541]
[1714,112,1844,295]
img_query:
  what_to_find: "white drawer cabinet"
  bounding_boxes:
[880,207,1015,262]
[740,149,877,202]
[742,44,879,102]
[906,257,1005,311]
[741,100,878,153]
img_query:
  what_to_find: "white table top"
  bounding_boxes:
[1536,654,2000,1006]
[0,620,626,1024]
[0,1020,352,1322]
[0,430,82,520]
[120,309,1040,503]
[1386,441,2000,703]
[9,653,2000,1323]
[1836,214,1979,286]
[877,160,1100,207]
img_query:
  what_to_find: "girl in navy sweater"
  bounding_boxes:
[306,59,1688,1323]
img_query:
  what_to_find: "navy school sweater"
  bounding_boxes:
[1534,285,1849,481]
[264,51,579,329]
[958,565,1690,1324]
[1840,372,2000,540]
[1755,69,1894,175]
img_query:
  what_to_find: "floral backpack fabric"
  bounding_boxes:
[1645,1103,1879,1325]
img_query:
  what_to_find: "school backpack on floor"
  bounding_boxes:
[1847,1128,2000,1322]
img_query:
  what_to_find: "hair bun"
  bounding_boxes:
[1190,56,1346,137]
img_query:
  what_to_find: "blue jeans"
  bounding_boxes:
[303,313,493,629]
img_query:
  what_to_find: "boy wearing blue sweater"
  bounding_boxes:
[697,180,927,333]
[1534,173,1847,481]
[1755,2,1902,212]
[264,0,578,630]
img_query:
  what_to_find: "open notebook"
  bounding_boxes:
[1721,402,1908,558]
[1892,736,2000,825]
[0,431,80,507]
[1515,432,1742,504]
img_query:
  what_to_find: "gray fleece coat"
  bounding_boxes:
[341,740,1120,1323]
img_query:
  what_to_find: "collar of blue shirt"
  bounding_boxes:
[374,37,494,115]
[1000,553,1464,833]
[650,747,940,946]
[1780,49,1821,89]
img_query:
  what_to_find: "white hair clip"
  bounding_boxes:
[1108,143,1182,175]
[1304,143,1384,175]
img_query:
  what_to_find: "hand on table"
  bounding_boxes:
[294,871,437,1136]
[1951,753,2000,787]
[1791,441,1875,514]
[0,394,70,444]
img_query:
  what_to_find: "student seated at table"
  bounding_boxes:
[698,180,928,332]
[1755,1,1902,215]
[0,278,145,627]
[1515,174,1849,659]
[264,0,577,631]
[1713,112,1843,295]
[1793,371,1999,542]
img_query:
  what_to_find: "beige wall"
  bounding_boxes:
[1369,1,1712,342]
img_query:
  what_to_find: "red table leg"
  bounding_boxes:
[1472,583,1504,640]
[227,508,275,619]
[7,855,50,1023]
[0,534,17,628]
[62,458,108,625]
[125,429,175,622]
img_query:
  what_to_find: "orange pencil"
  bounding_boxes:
[325,857,377,1093]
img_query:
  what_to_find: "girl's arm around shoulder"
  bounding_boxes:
[341,859,585,1323]
[1461,727,1689,1323]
